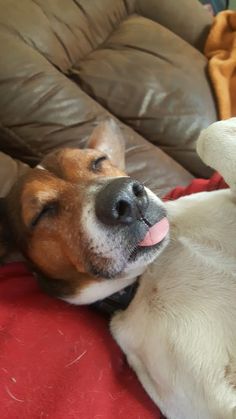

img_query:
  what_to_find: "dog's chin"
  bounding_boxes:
[88,234,169,280]
[125,233,169,273]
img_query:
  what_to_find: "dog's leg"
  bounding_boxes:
[197,118,236,193]
[111,311,190,419]
[111,311,170,416]
[126,352,172,419]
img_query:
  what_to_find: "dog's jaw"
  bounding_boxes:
[62,242,160,306]
[63,270,142,305]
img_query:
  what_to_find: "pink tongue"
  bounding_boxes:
[139,217,169,247]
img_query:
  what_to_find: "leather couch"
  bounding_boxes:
[0,0,218,202]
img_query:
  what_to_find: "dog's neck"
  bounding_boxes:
[92,279,140,315]
[63,265,146,312]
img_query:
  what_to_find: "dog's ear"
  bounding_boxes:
[87,119,125,170]
[0,198,13,261]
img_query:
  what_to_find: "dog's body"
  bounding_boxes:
[2,119,236,418]
[111,188,236,419]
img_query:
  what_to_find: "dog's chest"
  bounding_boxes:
[111,244,236,418]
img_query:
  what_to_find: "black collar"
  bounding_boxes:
[92,279,139,315]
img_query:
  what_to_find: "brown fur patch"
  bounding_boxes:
[41,148,125,184]
[225,357,236,389]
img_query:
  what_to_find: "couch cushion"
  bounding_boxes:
[0,5,193,198]
[70,13,217,176]
[0,0,215,178]
[136,0,213,51]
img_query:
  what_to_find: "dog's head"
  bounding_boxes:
[0,120,169,304]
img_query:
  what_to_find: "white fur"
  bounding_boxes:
[109,119,236,419]
[65,273,139,305]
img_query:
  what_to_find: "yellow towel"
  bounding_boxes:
[205,11,236,119]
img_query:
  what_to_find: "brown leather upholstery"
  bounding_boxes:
[0,153,28,198]
[0,0,217,198]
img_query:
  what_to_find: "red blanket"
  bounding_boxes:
[0,173,227,419]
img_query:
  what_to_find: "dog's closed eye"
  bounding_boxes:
[90,156,108,172]
[30,202,58,228]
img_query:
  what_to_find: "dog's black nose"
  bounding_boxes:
[95,178,148,225]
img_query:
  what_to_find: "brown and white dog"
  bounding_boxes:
[1,118,236,419]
